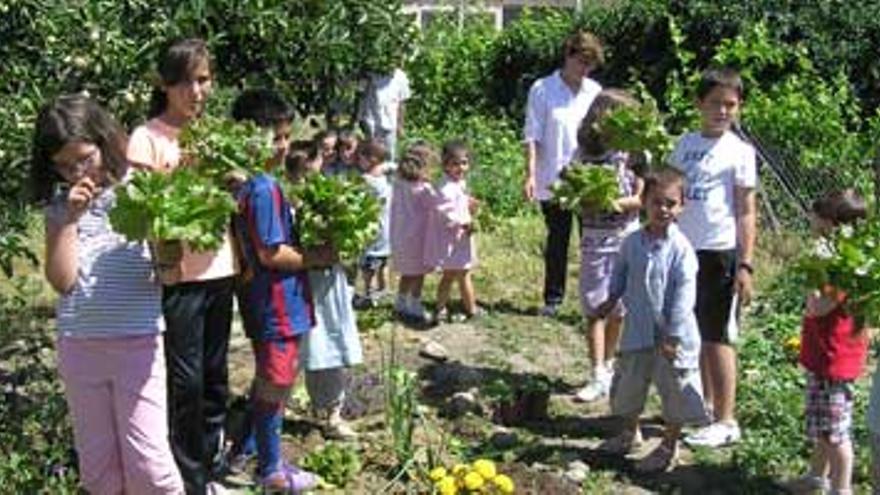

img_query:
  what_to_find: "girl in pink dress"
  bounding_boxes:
[425,140,481,323]
[390,144,437,324]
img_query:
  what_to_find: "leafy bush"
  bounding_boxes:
[0,287,78,492]
[406,16,497,128]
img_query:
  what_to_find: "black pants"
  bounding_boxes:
[540,201,575,306]
[163,276,234,495]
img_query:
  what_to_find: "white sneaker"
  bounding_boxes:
[685,421,741,448]
[574,371,611,403]
[325,408,358,440]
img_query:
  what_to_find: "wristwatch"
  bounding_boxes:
[738,262,754,274]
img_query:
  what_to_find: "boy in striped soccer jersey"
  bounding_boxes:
[231,89,336,492]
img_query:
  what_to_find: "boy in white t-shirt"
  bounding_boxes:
[669,67,758,449]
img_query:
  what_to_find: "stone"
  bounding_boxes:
[563,460,590,484]
[489,426,519,449]
[419,340,449,361]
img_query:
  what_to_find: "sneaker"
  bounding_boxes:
[685,421,741,448]
[540,303,560,317]
[408,299,433,324]
[206,481,230,495]
[598,428,644,455]
[325,408,358,440]
[434,307,450,324]
[260,464,318,493]
[573,369,612,403]
[635,443,679,473]
[352,294,375,310]
[225,449,256,477]
[464,306,487,321]
[574,379,610,402]
[778,473,830,494]
[394,294,409,316]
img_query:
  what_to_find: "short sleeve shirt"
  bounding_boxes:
[49,187,164,337]
[127,118,238,282]
[361,68,411,134]
[669,131,757,250]
[234,173,314,341]
[524,70,602,201]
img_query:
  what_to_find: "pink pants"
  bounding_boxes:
[58,334,184,495]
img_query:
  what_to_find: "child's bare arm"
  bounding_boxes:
[614,176,644,213]
[45,178,97,294]
[256,244,336,272]
[735,185,757,304]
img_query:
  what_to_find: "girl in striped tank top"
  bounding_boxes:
[31,95,183,494]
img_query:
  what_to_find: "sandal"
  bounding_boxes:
[260,463,318,494]
[635,443,679,473]
[599,429,643,455]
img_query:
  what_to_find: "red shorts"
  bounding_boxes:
[252,338,299,387]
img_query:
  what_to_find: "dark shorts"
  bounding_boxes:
[359,255,388,272]
[252,338,299,387]
[695,249,739,344]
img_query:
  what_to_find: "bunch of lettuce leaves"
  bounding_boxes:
[550,164,620,213]
[596,101,674,169]
[795,218,880,326]
[179,114,274,186]
[286,172,380,260]
[109,168,236,251]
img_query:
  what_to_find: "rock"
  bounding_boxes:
[419,340,449,361]
[489,426,519,449]
[441,390,483,418]
[563,460,590,484]
[531,462,552,472]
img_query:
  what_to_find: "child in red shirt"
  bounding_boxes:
[784,189,869,495]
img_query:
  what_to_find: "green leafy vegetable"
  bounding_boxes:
[550,164,620,213]
[179,114,274,185]
[597,101,674,169]
[301,443,361,488]
[286,173,380,260]
[109,168,236,251]
[795,219,880,326]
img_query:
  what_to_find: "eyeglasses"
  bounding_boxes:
[54,148,99,178]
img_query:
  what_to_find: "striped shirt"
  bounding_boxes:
[234,173,314,341]
[49,187,164,337]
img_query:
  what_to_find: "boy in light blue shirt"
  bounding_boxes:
[596,168,708,473]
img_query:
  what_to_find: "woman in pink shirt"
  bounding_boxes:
[126,38,237,495]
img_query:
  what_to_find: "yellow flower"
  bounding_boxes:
[451,463,469,476]
[785,335,801,353]
[463,471,485,491]
[429,467,448,482]
[492,474,515,494]
[436,475,457,495]
[472,459,497,480]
